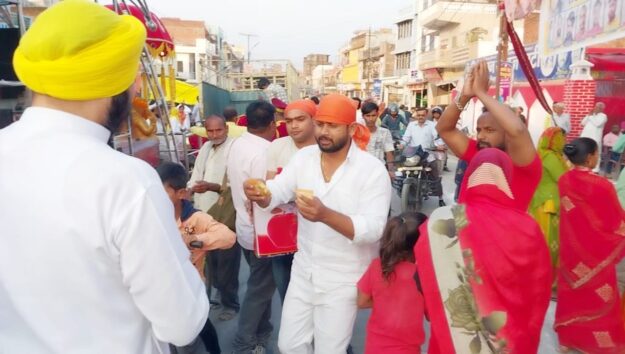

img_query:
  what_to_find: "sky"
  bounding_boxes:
[145,0,410,70]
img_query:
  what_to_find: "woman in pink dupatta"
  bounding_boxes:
[415,148,552,354]
[556,137,625,353]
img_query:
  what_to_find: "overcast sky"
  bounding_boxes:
[144,0,409,69]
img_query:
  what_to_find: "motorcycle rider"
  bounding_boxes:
[401,108,446,207]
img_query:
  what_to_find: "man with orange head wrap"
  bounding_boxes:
[0,1,209,353]
[262,99,317,305]
[244,94,392,354]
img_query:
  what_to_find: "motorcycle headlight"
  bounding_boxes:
[404,155,421,167]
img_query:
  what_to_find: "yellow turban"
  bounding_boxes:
[13,0,146,100]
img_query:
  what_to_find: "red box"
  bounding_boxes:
[253,203,298,257]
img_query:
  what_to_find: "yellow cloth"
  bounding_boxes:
[149,79,199,105]
[227,122,246,138]
[189,123,246,139]
[13,0,146,100]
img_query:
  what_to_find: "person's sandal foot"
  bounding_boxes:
[218,309,237,321]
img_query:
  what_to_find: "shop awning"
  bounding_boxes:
[586,48,625,72]
[149,79,199,104]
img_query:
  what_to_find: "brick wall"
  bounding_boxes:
[563,79,596,140]
[160,18,208,46]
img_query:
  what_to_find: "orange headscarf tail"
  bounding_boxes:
[352,123,370,151]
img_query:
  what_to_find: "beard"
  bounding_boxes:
[316,134,349,153]
[477,141,505,151]
[105,89,132,134]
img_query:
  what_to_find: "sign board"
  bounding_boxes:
[539,0,625,56]
[465,44,584,83]
[372,79,382,98]
[499,62,513,102]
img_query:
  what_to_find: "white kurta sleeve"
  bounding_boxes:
[188,142,210,188]
[402,123,413,145]
[265,154,299,209]
[348,164,392,244]
[112,181,209,346]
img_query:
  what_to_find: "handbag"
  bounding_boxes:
[206,141,236,231]
[206,173,236,231]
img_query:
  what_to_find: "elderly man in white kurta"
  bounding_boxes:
[581,102,608,171]
[245,94,391,354]
[0,2,208,353]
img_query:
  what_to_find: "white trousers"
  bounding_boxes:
[277,270,358,354]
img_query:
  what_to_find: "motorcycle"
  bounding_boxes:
[393,145,436,212]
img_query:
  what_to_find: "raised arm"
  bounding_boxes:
[436,72,474,157]
[472,61,536,166]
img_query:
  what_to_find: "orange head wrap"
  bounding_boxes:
[315,94,370,150]
[285,99,317,118]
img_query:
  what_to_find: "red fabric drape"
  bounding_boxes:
[506,20,552,116]
[417,149,552,353]
[555,168,625,353]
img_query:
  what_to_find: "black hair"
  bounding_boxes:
[351,97,362,109]
[563,137,598,165]
[258,77,270,89]
[415,107,428,113]
[246,100,276,130]
[380,212,428,281]
[156,162,188,190]
[310,96,320,105]
[361,101,379,115]
[223,106,239,121]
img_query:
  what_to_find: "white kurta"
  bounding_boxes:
[581,112,608,171]
[188,138,234,212]
[265,143,391,354]
[0,108,209,354]
[226,132,271,250]
[266,136,299,175]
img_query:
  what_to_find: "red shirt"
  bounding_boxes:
[357,258,425,354]
[459,139,542,211]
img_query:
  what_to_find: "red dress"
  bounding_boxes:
[416,149,551,354]
[357,258,425,354]
[555,168,625,353]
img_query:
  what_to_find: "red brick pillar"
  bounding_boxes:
[563,59,597,140]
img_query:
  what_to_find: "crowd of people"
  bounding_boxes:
[4,2,625,354]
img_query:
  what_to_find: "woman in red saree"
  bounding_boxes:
[415,148,552,353]
[556,137,625,353]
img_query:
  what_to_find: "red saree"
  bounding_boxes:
[416,149,552,353]
[555,168,625,353]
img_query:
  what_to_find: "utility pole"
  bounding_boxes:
[239,32,258,64]
[494,1,509,102]
[367,27,372,98]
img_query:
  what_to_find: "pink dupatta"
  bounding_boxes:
[416,149,552,353]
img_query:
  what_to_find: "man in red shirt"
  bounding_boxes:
[436,61,541,211]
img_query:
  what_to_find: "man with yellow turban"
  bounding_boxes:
[244,94,392,354]
[0,1,209,353]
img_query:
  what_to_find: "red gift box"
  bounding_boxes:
[253,204,298,257]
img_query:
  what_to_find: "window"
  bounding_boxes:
[396,52,411,70]
[397,20,413,39]
[177,61,184,72]
[189,54,196,77]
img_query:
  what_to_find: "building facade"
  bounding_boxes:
[337,28,396,98]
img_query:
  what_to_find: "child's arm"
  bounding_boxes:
[185,212,236,251]
[357,290,373,309]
